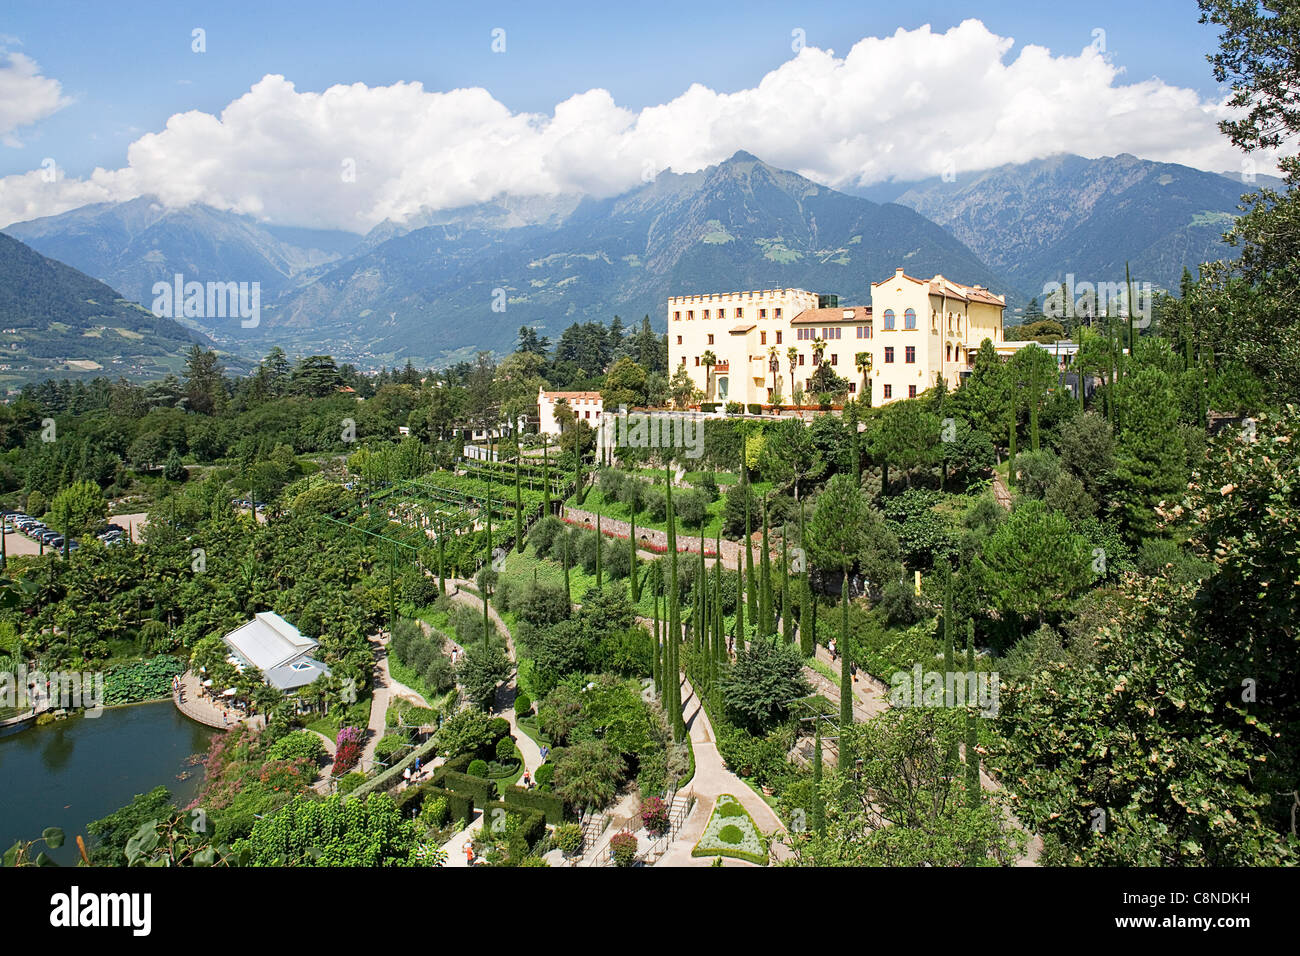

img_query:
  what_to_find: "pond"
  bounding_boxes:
[0,700,215,865]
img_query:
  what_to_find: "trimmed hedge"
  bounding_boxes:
[481,802,546,849]
[395,782,472,827]
[433,769,497,809]
[502,786,565,824]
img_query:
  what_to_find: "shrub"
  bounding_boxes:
[725,401,744,415]
[610,831,638,867]
[486,717,511,743]
[495,736,517,762]
[336,772,367,796]
[534,763,555,788]
[718,824,745,844]
[333,726,365,774]
[482,802,547,849]
[553,822,584,856]
[514,692,533,716]
[373,734,408,766]
[502,786,565,824]
[431,770,496,810]
[266,730,326,765]
[640,796,669,836]
[468,759,489,778]
[747,403,763,415]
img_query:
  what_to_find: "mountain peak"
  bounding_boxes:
[725,149,762,164]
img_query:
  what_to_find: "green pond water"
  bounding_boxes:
[0,700,215,865]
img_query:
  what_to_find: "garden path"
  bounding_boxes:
[653,675,793,867]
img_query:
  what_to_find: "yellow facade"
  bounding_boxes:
[667,269,1004,407]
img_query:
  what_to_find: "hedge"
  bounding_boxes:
[481,802,547,850]
[432,769,496,809]
[395,782,472,827]
[502,786,565,824]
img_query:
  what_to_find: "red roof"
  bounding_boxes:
[790,306,872,325]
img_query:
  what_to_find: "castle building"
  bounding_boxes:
[666,268,1005,407]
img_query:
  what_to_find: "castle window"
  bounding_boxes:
[884,384,893,398]
[707,334,714,345]
[904,309,916,330]
[776,331,782,344]
[908,385,917,398]
[905,346,916,364]
[884,347,894,364]
[883,309,895,330]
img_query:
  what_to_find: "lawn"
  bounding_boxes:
[691,794,767,865]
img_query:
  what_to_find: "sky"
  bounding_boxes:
[0,0,1273,232]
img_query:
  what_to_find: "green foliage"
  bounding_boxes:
[720,637,811,734]
[237,793,421,866]
[102,655,184,705]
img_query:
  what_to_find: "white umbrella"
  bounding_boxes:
[222,687,237,697]
[202,679,214,687]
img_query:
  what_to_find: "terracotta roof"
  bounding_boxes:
[729,323,756,333]
[871,268,1005,306]
[541,390,603,401]
[790,306,872,325]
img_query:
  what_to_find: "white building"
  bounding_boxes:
[537,388,604,436]
[221,611,331,692]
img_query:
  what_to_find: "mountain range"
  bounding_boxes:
[4,151,1256,367]
[0,231,224,388]
[861,153,1256,302]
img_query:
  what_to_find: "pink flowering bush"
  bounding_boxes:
[640,796,669,836]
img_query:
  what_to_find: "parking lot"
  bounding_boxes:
[2,511,148,557]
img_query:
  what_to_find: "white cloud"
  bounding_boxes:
[0,50,71,146]
[0,19,1277,231]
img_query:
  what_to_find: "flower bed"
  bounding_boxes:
[560,515,717,557]
[691,794,766,865]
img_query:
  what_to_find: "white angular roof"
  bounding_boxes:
[222,611,319,672]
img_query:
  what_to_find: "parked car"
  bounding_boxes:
[39,531,61,545]
[47,535,64,549]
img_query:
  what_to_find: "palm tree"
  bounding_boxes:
[856,351,872,406]
[767,346,780,401]
[812,337,827,367]
[787,346,799,402]
[701,350,717,400]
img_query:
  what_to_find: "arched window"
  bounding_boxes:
[946,343,952,361]
[904,308,916,330]
[883,309,895,330]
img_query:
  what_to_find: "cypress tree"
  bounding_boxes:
[1007,407,1017,490]
[744,468,757,627]
[482,586,490,647]
[839,571,852,729]
[574,449,583,506]
[667,466,684,740]
[1029,359,1040,453]
[734,561,745,653]
[630,505,639,603]
[595,511,603,589]
[942,561,958,776]
[515,458,524,552]
[760,497,774,637]
[965,618,980,808]
[781,525,794,644]
[798,501,813,656]
[562,531,571,608]
[652,590,661,694]
[812,719,825,838]
[541,435,550,515]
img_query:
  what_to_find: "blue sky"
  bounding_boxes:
[3,0,1226,178]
